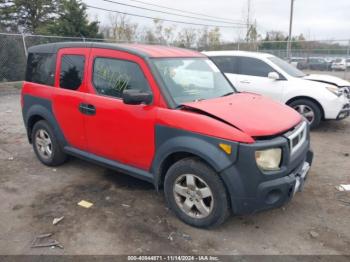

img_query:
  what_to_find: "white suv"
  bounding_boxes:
[203,51,350,128]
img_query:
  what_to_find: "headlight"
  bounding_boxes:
[255,148,282,171]
[326,86,342,97]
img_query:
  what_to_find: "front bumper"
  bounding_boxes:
[219,123,313,215]
[323,95,350,119]
[336,104,350,120]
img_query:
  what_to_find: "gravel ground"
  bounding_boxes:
[0,84,349,256]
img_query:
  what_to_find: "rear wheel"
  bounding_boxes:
[289,99,322,129]
[164,157,230,228]
[32,120,67,166]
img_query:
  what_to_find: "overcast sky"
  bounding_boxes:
[84,0,350,42]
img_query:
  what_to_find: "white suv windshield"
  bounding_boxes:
[152,58,235,104]
[269,56,306,78]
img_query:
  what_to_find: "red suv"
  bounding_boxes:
[22,42,313,228]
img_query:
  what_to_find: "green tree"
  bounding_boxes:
[0,0,59,33]
[43,0,102,38]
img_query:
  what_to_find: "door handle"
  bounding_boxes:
[79,103,96,115]
[240,80,251,84]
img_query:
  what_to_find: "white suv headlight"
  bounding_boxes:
[326,86,343,97]
[255,148,282,171]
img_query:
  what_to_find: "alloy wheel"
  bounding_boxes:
[35,129,53,160]
[173,174,214,219]
[293,104,315,124]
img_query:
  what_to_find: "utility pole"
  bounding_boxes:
[287,0,295,60]
[246,0,251,42]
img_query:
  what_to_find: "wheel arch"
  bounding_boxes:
[286,96,325,119]
[152,126,238,190]
[27,114,46,143]
[24,103,67,146]
[156,151,209,189]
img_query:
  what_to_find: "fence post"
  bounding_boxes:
[344,40,350,80]
[21,33,28,57]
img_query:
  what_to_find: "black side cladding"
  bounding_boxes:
[152,125,239,187]
[22,94,67,146]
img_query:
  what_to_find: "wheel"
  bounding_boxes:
[31,120,67,166]
[164,157,230,228]
[288,99,322,129]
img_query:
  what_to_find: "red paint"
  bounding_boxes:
[119,44,205,58]
[52,48,90,151]
[184,93,302,137]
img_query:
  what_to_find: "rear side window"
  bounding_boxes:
[60,55,85,90]
[210,56,238,74]
[92,57,151,99]
[26,53,55,86]
[238,57,275,77]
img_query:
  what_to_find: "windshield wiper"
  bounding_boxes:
[221,92,234,97]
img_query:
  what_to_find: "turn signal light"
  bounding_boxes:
[219,143,232,155]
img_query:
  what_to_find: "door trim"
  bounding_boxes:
[64,146,155,184]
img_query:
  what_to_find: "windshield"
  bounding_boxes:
[269,56,306,78]
[152,58,235,105]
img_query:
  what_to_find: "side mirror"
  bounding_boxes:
[268,72,280,80]
[122,89,153,105]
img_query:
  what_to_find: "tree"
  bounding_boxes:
[0,0,60,33]
[246,20,259,42]
[43,0,102,38]
[107,13,137,42]
[141,27,157,44]
[208,27,221,49]
[197,27,209,50]
[175,27,197,48]
[150,19,175,45]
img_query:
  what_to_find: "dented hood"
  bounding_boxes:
[183,93,302,137]
[303,74,350,87]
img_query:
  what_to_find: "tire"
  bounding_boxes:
[164,157,230,228]
[31,120,67,166]
[288,99,322,129]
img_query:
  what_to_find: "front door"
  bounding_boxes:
[84,48,158,170]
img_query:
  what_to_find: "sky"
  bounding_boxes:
[83,0,350,42]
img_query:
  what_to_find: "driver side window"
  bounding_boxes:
[92,57,151,99]
[238,57,275,77]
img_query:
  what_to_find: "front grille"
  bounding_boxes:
[286,121,307,155]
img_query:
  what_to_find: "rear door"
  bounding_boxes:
[234,56,285,102]
[210,56,240,87]
[52,48,89,150]
[83,48,158,170]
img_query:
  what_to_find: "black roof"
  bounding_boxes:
[27,42,150,58]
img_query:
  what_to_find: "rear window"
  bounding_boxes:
[210,56,239,74]
[25,53,55,86]
[59,55,85,90]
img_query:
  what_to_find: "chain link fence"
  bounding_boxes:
[1,32,350,82]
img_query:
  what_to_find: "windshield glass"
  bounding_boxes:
[152,58,235,105]
[269,56,306,78]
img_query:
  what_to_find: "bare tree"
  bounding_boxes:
[175,27,197,48]
[197,27,209,50]
[152,19,176,45]
[107,13,138,42]
[208,27,221,49]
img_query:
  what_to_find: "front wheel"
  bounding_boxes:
[164,158,230,228]
[289,99,322,129]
